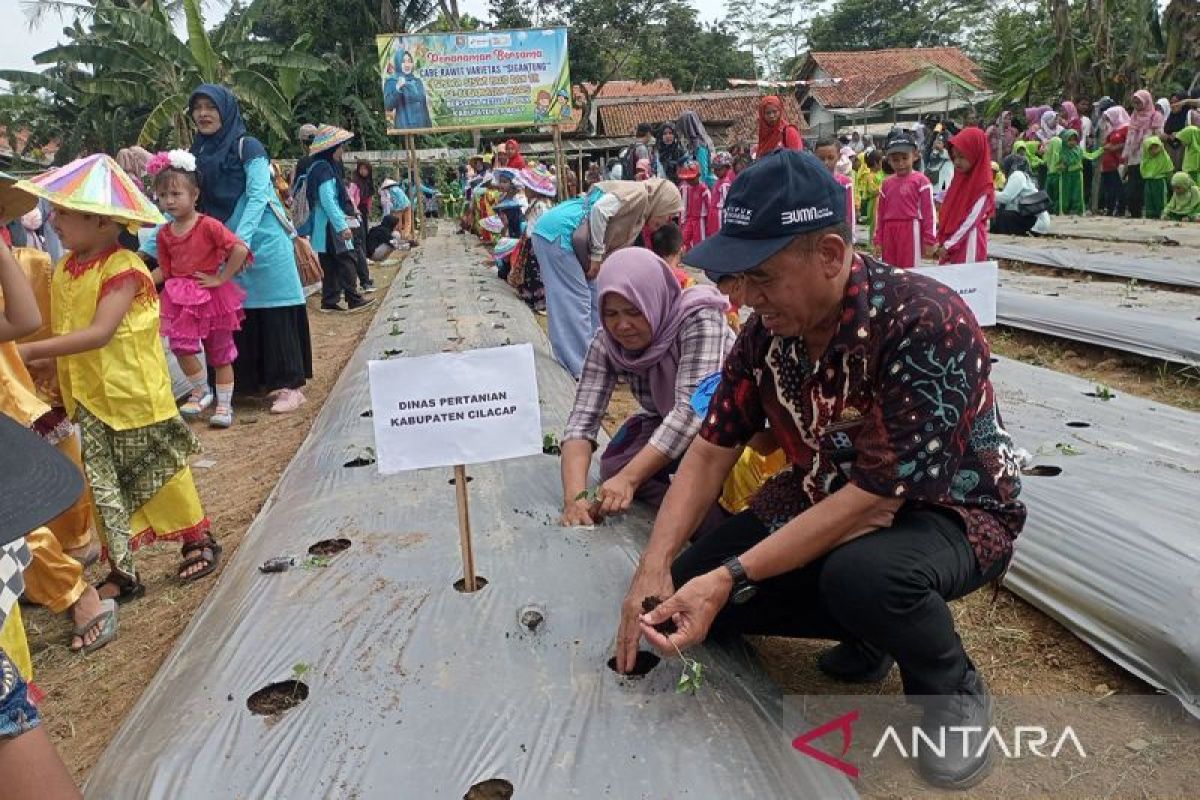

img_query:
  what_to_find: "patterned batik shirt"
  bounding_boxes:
[700,255,1026,570]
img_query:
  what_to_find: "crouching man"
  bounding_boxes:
[615,150,1026,790]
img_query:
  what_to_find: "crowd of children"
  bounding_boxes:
[0,81,453,787]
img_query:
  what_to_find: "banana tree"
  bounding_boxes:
[2,0,327,153]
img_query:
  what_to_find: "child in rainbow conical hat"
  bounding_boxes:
[15,154,221,600]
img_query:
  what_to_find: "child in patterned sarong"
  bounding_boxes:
[16,155,219,602]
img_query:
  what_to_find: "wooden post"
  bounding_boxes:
[453,464,477,592]
[406,134,422,240]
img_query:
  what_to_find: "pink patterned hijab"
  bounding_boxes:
[596,248,728,416]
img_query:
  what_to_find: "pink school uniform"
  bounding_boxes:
[873,171,936,268]
[707,171,734,236]
[681,180,711,249]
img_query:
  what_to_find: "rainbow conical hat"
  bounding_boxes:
[309,125,354,155]
[16,154,165,229]
[0,171,37,221]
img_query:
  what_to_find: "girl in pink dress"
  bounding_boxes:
[813,138,858,243]
[707,151,735,236]
[677,161,711,249]
[148,150,251,428]
[873,134,936,268]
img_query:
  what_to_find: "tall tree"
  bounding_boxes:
[804,0,988,53]
[489,0,533,28]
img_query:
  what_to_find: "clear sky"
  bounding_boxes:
[0,0,728,73]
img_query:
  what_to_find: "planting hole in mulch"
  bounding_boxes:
[989,357,999,364]
[453,576,489,593]
[642,596,677,635]
[518,605,545,632]
[1065,421,1091,428]
[463,778,514,800]
[246,681,308,716]
[607,651,661,677]
[344,455,375,468]
[308,538,351,557]
[1022,465,1063,477]
[448,475,474,485]
[360,409,373,418]
[1082,391,1117,399]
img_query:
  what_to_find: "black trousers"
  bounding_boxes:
[319,250,363,307]
[1100,171,1126,216]
[990,209,1036,235]
[353,215,372,286]
[671,507,1007,696]
[1125,168,1145,218]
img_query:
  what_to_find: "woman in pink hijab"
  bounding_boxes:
[1122,90,1165,217]
[558,248,732,529]
[1061,101,1084,136]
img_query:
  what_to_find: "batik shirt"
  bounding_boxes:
[700,255,1026,570]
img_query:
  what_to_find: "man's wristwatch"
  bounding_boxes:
[722,556,758,605]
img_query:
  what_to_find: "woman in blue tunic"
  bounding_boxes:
[189,84,312,414]
[384,50,433,130]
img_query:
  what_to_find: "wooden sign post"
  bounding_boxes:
[453,464,477,592]
[367,345,543,595]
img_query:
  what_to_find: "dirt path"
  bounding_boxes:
[23,257,407,781]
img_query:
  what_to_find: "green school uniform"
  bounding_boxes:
[1140,136,1174,219]
[1176,126,1200,183]
[1164,172,1200,221]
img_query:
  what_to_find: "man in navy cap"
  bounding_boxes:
[620,149,1026,789]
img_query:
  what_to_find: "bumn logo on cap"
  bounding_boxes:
[782,206,834,225]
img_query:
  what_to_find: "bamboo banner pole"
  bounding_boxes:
[453,465,478,592]
[552,124,568,201]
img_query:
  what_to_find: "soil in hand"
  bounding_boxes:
[642,595,677,636]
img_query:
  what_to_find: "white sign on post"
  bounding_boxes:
[912,261,998,326]
[367,343,542,474]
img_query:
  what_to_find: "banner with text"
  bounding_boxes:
[376,28,572,134]
[368,344,542,473]
[912,261,998,326]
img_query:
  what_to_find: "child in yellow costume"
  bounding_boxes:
[16,155,219,602]
[0,173,115,652]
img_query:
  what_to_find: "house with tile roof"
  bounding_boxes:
[794,47,990,139]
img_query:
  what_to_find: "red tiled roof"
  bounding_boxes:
[595,90,806,146]
[578,79,677,99]
[562,80,679,133]
[802,47,984,108]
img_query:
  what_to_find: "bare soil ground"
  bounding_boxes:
[23,256,406,782]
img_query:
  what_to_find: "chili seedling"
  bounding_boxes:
[300,555,331,570]
[574,486,600,504]
[291,662,311,698]
[668,639,705,695]
[1093,384,1115,401]
[542,433,561,455]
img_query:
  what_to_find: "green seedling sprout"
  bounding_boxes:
[1094,384,1115,401]
[1056,442,1084,456]
[291,662,311,697]
[668,638,705,695]
[542,433,560,455]
[301,555,330,570]
[574,486,600,504]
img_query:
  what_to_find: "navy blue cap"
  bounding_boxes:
[683,149,847,276]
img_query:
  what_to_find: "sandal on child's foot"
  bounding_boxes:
[209,406,234,428]
[179,536,223,582]
[180,390,213,417]
[94,571,146,604]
